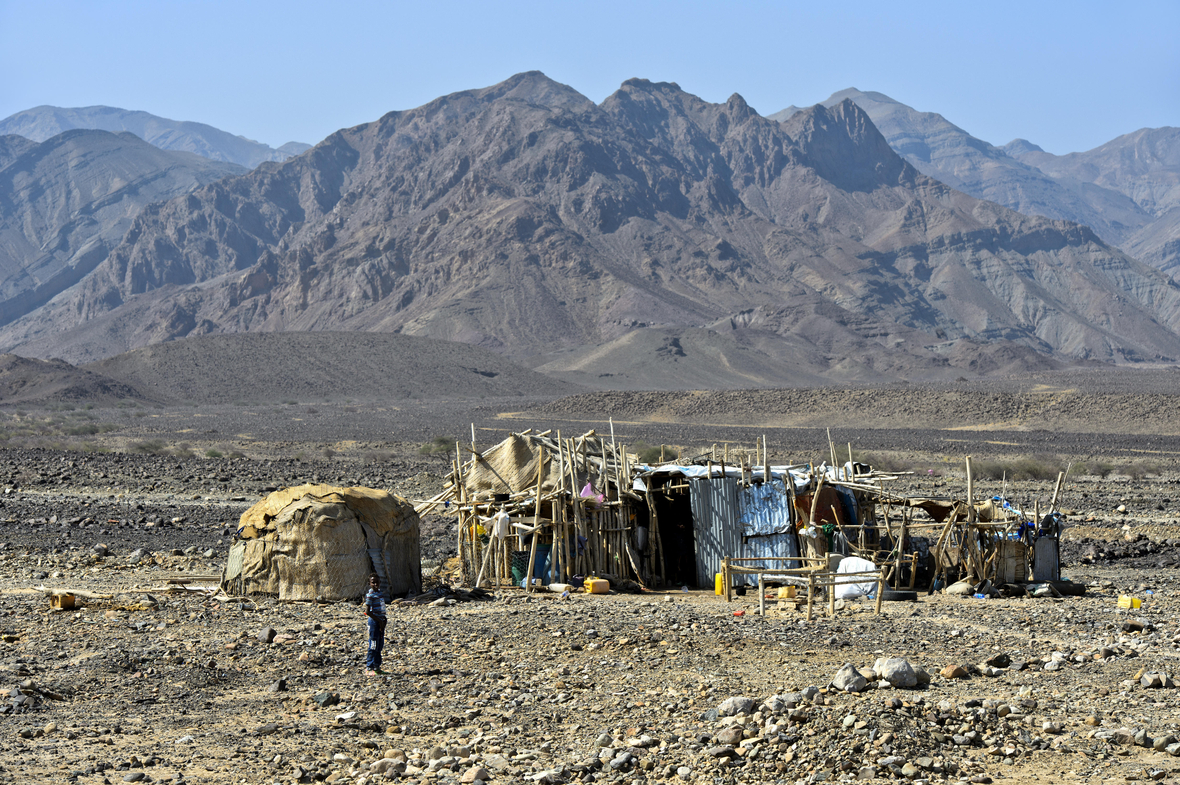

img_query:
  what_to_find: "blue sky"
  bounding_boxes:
[2,1,1176,155]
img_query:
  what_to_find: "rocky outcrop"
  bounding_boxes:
[4,73,1180,379]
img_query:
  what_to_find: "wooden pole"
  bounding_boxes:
[764,438,771,483]
[524,446,545,593]
[806,572,814,622]
[758,573,765,617]
[1049,471,1065,512]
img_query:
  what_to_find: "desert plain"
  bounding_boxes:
[0,368,1179,785]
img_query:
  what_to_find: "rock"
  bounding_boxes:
[595,732,612,747]
[268,679,287,692]
[676,766,692,779]
[1165,742,1180,756]
[126,548,146,563]
[874,657,918,688]
[1152,736,1176,751]
[715,727,743,745]
[461,766,489,782]
[1124,620,1146,633]
[985,653,1011,668]
[312,691,340,707]
[941,664,968,679]
[858,766,879,779]
[484,755,510,771]
[901,762,920,779]
[761,694,788,713]
[832,663,868,693]
[1141,671,1175,689]
[716,696,756,716]
[705,746,738,759]
[258,626,277,643]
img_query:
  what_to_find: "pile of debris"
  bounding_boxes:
[399,585,494,606]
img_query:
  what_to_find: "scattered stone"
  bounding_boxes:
[874,657,919,688]
[832,663,868,693]
[461,766,489,782]
[716,696,755,716]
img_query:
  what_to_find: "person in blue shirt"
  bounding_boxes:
[364,573,387,676]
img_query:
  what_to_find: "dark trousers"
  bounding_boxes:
[366,616,386,670]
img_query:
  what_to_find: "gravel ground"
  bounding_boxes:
[0,387,1177,785]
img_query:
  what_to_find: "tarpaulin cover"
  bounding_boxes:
[834,556,881,599]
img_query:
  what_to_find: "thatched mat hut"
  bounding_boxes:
[220,484,420,600]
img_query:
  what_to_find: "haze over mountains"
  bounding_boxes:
[0,106,310,169]
[0,73,1178,392]
[771,90,1180,275]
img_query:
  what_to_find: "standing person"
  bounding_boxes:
[364,574,387,676]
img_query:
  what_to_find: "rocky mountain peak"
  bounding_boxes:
[1002,138,1045,156]
[778,99,911,191]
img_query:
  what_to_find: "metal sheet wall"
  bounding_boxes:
[689,476,799,588]
[689,476,744,588]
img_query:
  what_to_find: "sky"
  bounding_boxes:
[2,1,1177,156]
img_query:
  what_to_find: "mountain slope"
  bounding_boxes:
[3,73,1180,382]
[0,105,310,169]
[770,89,1152,248]
[86,331,579,404]
[0,130,244,327]
[1006,127,1180,273]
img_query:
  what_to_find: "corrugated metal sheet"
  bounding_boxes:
[689,477,799,587]
[689,476,744,588]
[739,532,800,584]
[739,481,793,535]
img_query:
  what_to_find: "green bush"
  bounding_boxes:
[205,449,224,458]
[130,440,167,455]
[632,441,679,464]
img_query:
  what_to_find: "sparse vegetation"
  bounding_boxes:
[131,440,168,455]
[631,441,679,464]
[970,456,1062,482]
[205,448,224,458]
[64,423,119,436]
[419,436,455,465]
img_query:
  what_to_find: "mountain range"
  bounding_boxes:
[0,130,244,327]
[770,90,1180,275]
[0,73,1177,390]
[0,106,310,169]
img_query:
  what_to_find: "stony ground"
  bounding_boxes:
[0,382,1178,785]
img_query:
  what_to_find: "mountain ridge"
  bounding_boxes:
[0,129,245,329]
[0,105,310,169]
[772,89,1179,275]
[2,73,1179,385]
